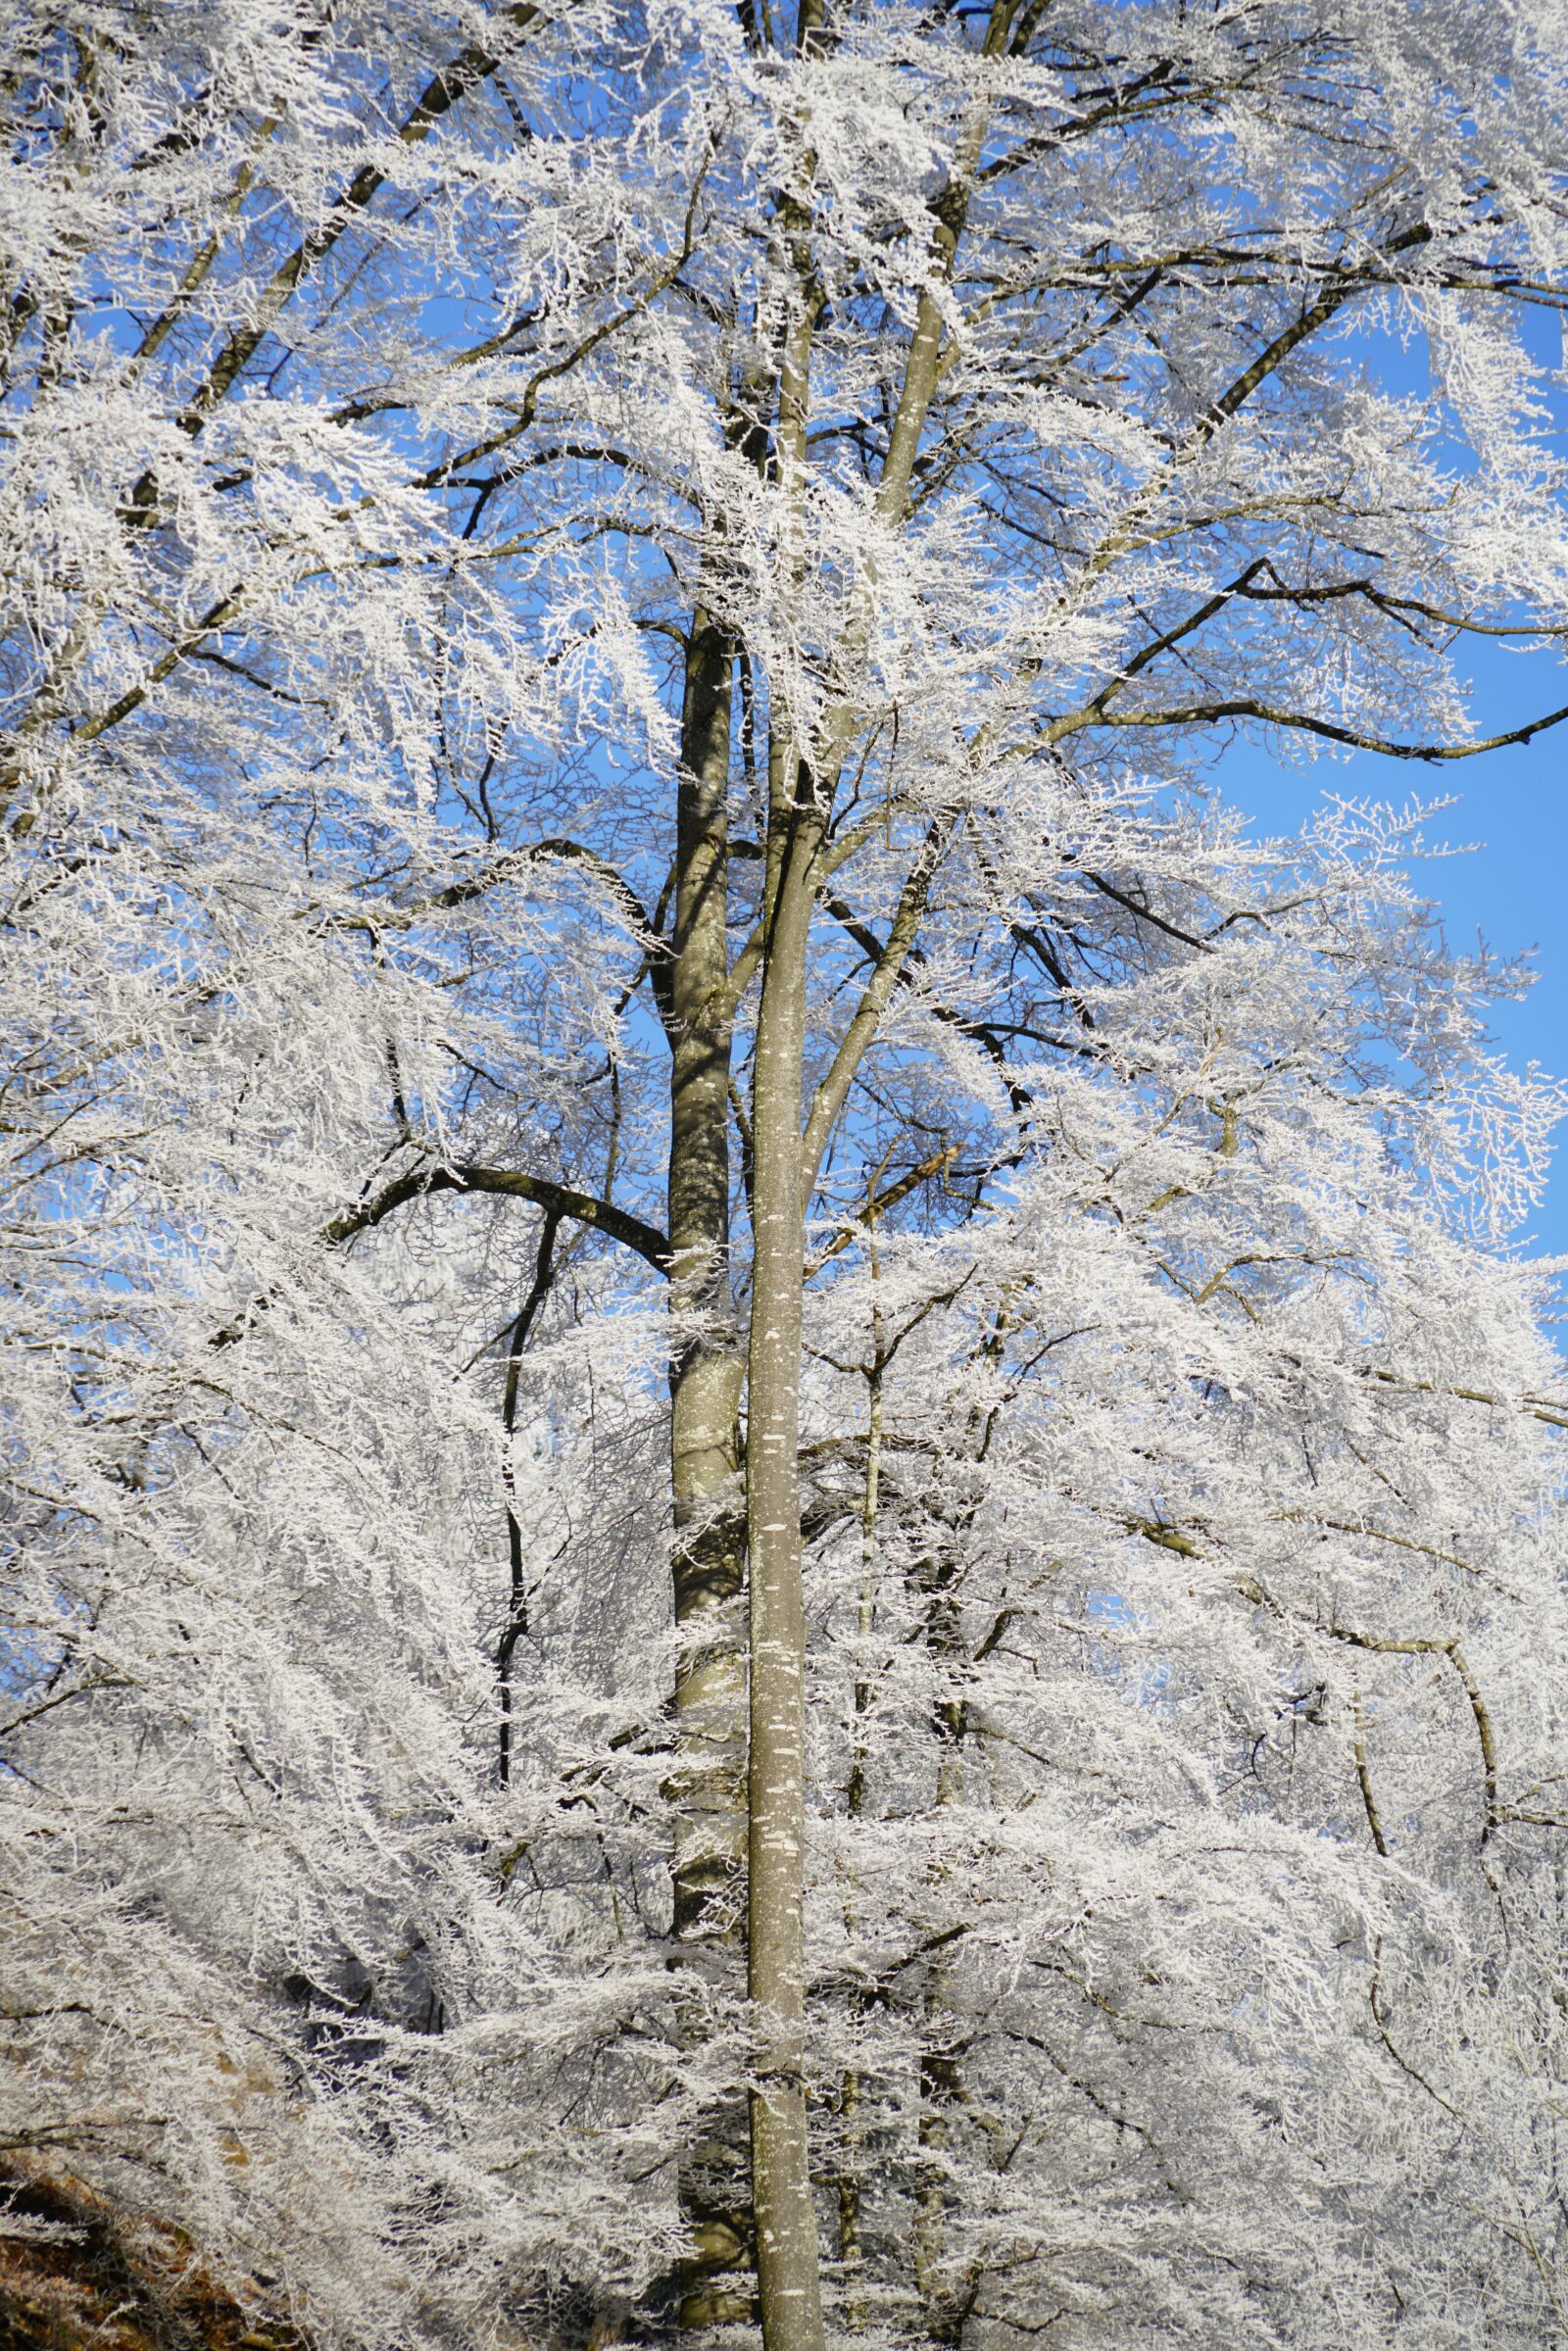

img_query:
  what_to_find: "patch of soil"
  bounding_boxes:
[0,2167,304,2351]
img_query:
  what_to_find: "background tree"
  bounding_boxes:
[5,4,1568,2348]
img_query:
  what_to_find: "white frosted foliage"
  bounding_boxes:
[3,5,1568,2348]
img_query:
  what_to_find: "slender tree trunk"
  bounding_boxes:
[669,601,745,1943]
[838,1276,883,2333]
[912,1741,966,2341]
[746,794,827,2351]
[912,1515,972,2342]
[734,32,1005,2324]
[667,604,752,2323]
[497,1209,562,1785]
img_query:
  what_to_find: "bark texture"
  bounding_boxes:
[667,607,753,2327]
[668,604,745,1948]
[745,797,827,2351]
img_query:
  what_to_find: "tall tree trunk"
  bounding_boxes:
[838,1270,884,2334]
[912,1699,967,2341]
[667,603,752,2324]
[669,601,744,1943]
[746,787,827,2351]
[735,29,1004,2324]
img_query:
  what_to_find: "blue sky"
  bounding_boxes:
[1201,295,1568,1263]
[1211,628,1568,1257]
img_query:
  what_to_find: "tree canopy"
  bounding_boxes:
[5,5,1568,2347]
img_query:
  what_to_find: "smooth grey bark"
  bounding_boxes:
[746,779,827,2351]
[724,24,1010,2329]
[734,51,987,2317]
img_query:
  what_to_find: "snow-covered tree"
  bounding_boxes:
[5,4,1568,2347]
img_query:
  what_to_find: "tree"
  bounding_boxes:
[5,3,1568,2346]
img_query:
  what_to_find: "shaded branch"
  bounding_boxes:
[1091,694,1568,763]
[322,1160,670,1270]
